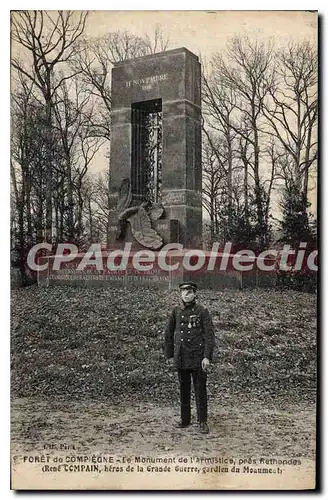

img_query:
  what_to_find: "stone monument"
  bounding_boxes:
[107,47,202,249]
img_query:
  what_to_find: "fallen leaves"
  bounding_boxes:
[11,285,317,405]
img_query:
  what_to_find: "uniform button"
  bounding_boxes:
[188,339,190,342]
[181,330,183,333]
[181,316,184,319]
[181,322,184,325]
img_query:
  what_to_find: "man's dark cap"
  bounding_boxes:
[179,281,198,291]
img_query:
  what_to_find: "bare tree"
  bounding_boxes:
[71,36,113,142]
[203,36,276,248]
[143,25,170,54]
[72,28,170,143]
[80,172,112,244]
[72,120,104,245]
[92,171,113,241]
[202,76,239,230]
[201,137,225,242]
[11,76,44,283]
[11,10,88,243]
[52,75,103,241]
[80,175,97,243]
[263,41,317,200]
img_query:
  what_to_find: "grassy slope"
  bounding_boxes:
[11,285,317,404]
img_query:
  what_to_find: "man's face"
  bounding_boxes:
[181,287,196,303]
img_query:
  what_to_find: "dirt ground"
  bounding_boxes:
[11,395,316,459]
[11,286,317,488]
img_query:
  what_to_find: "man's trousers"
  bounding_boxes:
[178,368,208,424]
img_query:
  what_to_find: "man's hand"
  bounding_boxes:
[167,358,174,367]
[201,358,210,371]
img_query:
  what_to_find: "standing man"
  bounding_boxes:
[164,282,215,434]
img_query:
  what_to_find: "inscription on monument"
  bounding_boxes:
[125,73,168,88]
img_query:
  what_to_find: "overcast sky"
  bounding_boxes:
[85,10,316,58]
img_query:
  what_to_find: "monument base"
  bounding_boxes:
[37,249,276,290]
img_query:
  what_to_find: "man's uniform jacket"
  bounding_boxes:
[164,301,215,370]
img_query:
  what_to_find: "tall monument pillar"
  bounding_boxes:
[108,47,202,248]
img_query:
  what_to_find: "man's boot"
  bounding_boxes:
[176,420,190,428]
[199,422,209,434]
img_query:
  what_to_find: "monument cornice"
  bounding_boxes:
[113,47,199,67]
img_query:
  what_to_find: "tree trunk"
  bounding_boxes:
[294,97,302,191]
[210,191,215,244]
[67,160,75,241]
[302,116,315,201]
[244,162,248,222]
[253,125,265,248]
[227,132,233,229]
[45,98,53,245]
[18,171,27,286]
[35,195,44,244]
[25,171,33,248]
